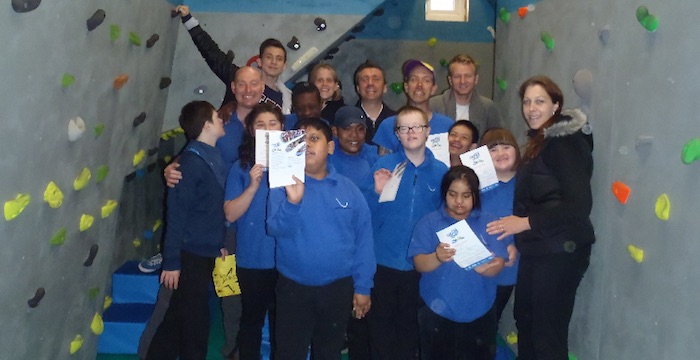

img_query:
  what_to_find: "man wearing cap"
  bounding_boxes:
[429,54,501,136]
[353,61,398,145]
[372,59,454,155]
[329,106,379,186]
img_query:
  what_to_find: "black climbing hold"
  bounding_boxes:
[351,25,365,33]
[146,34,160,48]
[147,147,159,156]
[328,47,339,54]
[147,163,157,173]
[12,0,40,13]
[133,112,147,128]
[373,8,384,16]
[170,9,180,18]
[86,9,106,31]
[159,77,171,89]
[27,287,45,308]
[83,244,99,267]
[287,36,300,50]
[324,54,334,60]
[125,172,136,182]
[314,17,326,31]
[345,35,356,42]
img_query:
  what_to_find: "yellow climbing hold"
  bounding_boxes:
[73,167,92,191]
[69,334,84,354]
[655,193,670,221]
[133,238,142,248]
[103,295,113,310]
[627,244,644,263]
[427,37,437,47]
[133,149,146,166]
[164,155,172,163]
[506,331,518,344]
[153,219,163,231]
[43,181,64,208]
[79,214,94,232]
[101,200,118,219]
[91,313,104,335]
[4,193,31,221]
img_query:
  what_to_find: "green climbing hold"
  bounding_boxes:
[635,6,649,22]
[50,227,67,246]
[496,78,508,91]
[540,31,555,51]
[129,32,142,46]
[110,24,120,41]
[62,73,75,88]
[498,7,510,24]
[94,124,105,138]
[95,165,109,183]
[389,82,404,95]
[681,138,700,164]
[439,59,448,68]
[568,353,578,360]
[636,6,658,32]
[89,287,100,300]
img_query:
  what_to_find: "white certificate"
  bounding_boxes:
[459,145,499,191]
[378,161,407,203]
[436,219,493,271]
[267,129,306,188]
[255,129,270,168]
[427,132,450,167]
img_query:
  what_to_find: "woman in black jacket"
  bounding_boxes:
[487,75,594,360]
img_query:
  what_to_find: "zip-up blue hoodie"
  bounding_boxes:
[361,148,448,271]
[267,165,376,295]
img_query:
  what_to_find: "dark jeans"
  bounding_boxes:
[494,284,515,324]
[514,244,592,360]
[347,316,371,360]
[367,265,420,360]
[146,251,214,360]
[275,275,354,360]
[237,267,278,360]
[418,306,497,360]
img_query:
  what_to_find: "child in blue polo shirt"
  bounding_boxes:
[267,118,376,360]
[329,105,379,186]
[409,165,505,360]
[145,101,228,360]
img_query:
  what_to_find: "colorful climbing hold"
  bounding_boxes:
[50,228,67,246]
[135,168,147,179]
[598,25,611,45]
[103,295,112,310]
[28,287,45,308]
[68,116,86,142]
[69,334,84,355]
[79,214,94,232]
[153,219,163,231]
[540,32,555,51]
[110,24,120,41]
[94,123,105,138]
[4,193,31,221]
[506,331,518,344]
[568,353,578,360]
[164,155,172,163]
[573,69,593,102]
[627,244,644,263]
[95,165,109,183]
[498,7,510,24]
[143,230,154,240]
[133,238,142,248]
[681,138,700,164]
[146,34,160,48]
[486,26,495,39]
[101,200,118,219]
[89,287,100,300]
[286,36,300,50]
[84,244,99,266]
[62,73,76,88]
[113,74,129,90]
[91,313,104,335]
[86,9,106,31]
[439,59,448,68]
[611,181,631,204]
[389,82,404,94]
[655,193,670,221]
[133,149,146,166]
[636,6,658,32]
[496,78,508,91]
[427,37,437,47]
[128,32,142,46]
[518,7,528,18]
[43,181,64,208]
[73,167,91,191]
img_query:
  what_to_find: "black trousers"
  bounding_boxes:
[367,265,421,360]
[146,251,214,360]
[237,267,278,360]
[418,306,497,360]
[274,275,354,360]
[494,284,515,324]
[514,244,592,360]
[347,316,371,360]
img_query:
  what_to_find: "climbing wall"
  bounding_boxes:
[0,1,179,358]
[494,0,700,358]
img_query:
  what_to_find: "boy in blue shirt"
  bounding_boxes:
[145,101,229,360]
[267,118,376,360]
[329,105,379,186]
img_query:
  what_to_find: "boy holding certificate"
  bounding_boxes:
[267,118,376,360]
[408,165,506,360]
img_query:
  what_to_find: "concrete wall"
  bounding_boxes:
[495,0,700,358]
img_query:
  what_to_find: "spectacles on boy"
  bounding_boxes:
[396,125,428,134]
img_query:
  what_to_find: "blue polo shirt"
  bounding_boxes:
[372,113,454,154]
[480,177,518,286]
[328,141,379,186]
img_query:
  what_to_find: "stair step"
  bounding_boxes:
[112,260,160,304]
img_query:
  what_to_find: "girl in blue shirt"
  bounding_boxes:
[409,166,505,360]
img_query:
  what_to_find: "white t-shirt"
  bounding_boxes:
[456,103,470,121]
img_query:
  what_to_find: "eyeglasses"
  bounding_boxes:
[396,125,428,134]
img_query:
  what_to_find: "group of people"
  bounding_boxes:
[137,5,596,360]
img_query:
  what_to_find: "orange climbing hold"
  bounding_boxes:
[113,74,129,90]
[611,181,631,204]
[518,7,528,18]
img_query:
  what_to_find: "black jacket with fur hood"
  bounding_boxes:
[514,108,595,256]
